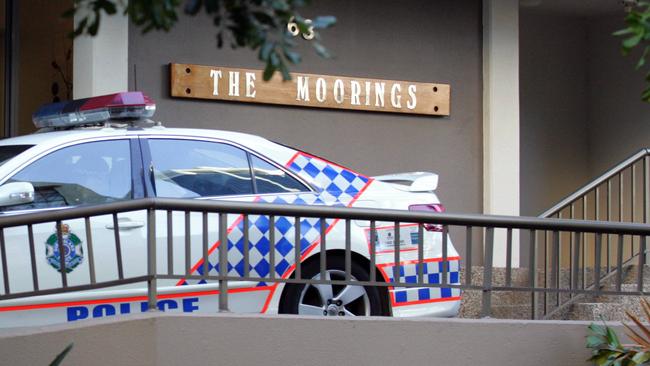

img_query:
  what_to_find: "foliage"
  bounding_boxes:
[64,0,336,81]
[614,1,650,102]
[586,299,650,365]
[50,343,73,366]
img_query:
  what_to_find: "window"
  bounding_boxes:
[2,140,132,211]
[251,155,307,194]
[0,145,33,166]
[149,139,254,198]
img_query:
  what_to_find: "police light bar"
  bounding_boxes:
[32,91,156,129]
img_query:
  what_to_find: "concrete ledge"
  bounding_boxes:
[0,313,618,365]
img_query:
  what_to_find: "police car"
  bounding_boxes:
[0,92,461,328]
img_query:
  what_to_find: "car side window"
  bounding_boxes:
[251,155,307,194]
[2,140,132,211]
[148,139,254,198]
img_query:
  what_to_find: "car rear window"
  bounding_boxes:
[0,145,33,166]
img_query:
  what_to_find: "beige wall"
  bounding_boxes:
[587,15,650,176]
[519,11,591,216]
[0,312,610,365]
[520,10,650,218]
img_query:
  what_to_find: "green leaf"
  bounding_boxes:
[205,0,219,13]
[259,41,274,61]
[311,15,336,29]
[589,323,609,337]
[283,49,301,64]
[88,20,100,36]
[632,351,650,364]
[637,47,649,69]
[614,28,635,36]
[184,0,202,15]
[62,7,76,18]
[73,17,88,37]
[100,0,117,15]
[278,61,291,81]
[271,0,289,11]
[252,11,275,25]
[641,86,650,102]
[50,343,73,366]
[262,62,276,81]
[593,351,617,364]
[270,51,280,67]
[587,335,606,348]
[607,327,622,348]
[623,33,644,50]
[216,32,223,48]
[313,42,331,58]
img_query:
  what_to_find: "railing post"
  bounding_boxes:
[638,236,646,292]
[551,230,559,307]
[481,227,494,318]
[529,230,537,319]
[641,156,650,263]
[218,212,229,312]
[147,208,157,311]
[594,233,602,294]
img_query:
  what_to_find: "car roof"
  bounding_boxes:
[0,126,272,148]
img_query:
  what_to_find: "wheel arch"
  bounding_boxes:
[278,249,392,315]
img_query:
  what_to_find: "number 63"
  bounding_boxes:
[287,17,314,40]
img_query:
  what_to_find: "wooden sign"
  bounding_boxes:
[170,63,450,116]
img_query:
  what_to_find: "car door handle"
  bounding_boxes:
[106,220,145,230]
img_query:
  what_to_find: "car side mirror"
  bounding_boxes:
[0,182,35,206]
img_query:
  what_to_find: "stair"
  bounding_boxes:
[557,265,650,321]
[459,266,536,319]
[531,149,650,321]
[458,264,650,320]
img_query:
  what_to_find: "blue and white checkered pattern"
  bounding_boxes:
[288,153,370,204]
[180,153,371,286]
[388,260,461,304]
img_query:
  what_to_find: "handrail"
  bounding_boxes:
[1,198,650,235]
[540,148,650,218]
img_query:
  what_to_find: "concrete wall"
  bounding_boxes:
[0,312,611,365]
[519,11,591,216]
[586,15,650,176]
[128,0,483,217]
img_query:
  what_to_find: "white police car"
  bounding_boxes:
[0,92,461,327]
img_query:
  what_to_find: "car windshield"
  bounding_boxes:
[0,145,33,166]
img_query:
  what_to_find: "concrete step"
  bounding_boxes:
[564,302,648,321]
[461,266,531,287]
[457,264,645,320]
[621,264,650,286]
[593,284,650,303]
[489,304,535,320]
[458,266,533,319]
[459,289,534,319]
[458,301,536,320]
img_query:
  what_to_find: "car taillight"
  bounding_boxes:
[408,203,445,232]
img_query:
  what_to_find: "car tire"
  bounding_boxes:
[279,255,390,316]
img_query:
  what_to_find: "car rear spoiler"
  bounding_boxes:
[372,172,439,192]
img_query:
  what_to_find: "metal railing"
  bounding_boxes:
[1,198,650,320]
[539,149,650,319]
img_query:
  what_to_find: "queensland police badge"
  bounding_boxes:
[45,224,83,273]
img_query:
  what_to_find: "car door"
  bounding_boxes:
[143,136,314,313]
[0,138,150,326]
